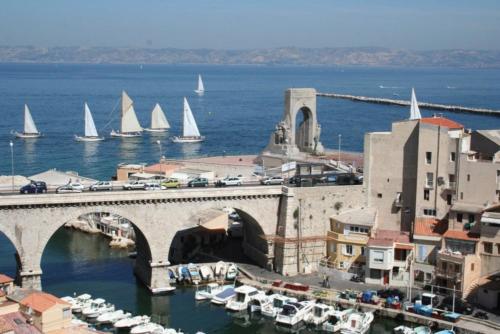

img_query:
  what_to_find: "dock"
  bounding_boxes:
[317,92,500,116]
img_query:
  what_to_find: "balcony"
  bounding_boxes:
[434,267,462,281]
[327,231,368,244]
[444,181,456,191]
[437,249,466,263]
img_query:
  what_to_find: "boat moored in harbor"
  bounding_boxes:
[275,300,314,327]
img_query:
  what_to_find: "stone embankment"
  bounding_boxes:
[65,219,134,249]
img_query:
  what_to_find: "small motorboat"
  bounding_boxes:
[394,326,432,334]
[248,293,270,313]
[261,294,297,318]
[71,318,88,327]
[226,285,264,312]
[168,268,178,283]
[340,311,374,334]
[322,309,353,333]
[211,287,236,305]
[304,302,334,326]
[275,300,314,327]
[199,265,213,281]
[114,315,150,329]
[96,309,131,324]
[71,293,93,313]
[188,263,201,285]
[195,283,233,301]
[81,298,115,319]
[130,322,164,334]
[225,263,238,280]
[178,266,190,283]
[434,331,455,334]
[214,261,227,279]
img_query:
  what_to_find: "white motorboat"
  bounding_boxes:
[199,265,213,281]
[110,91,143,138]
[261,294,298,318]
[188,263,201,285]
[304,302,334,326]
[248,293,271,313]
[114,315,150,329]
[214,261,227,279]
[194,74,205,95]
[226,285,263,312]
[75,103,104,141]
[130,322,164,334]
[71,318,88,327]
[81,298,115,319]
[394,326,432,334]
[71,293,93,313]
[211,287,236,305]
[144,103,170,133]
[96,309,131,324]
[12,104,41,138]
[340,311,374,334]
[275,300,314,327]
[322,309,353,333]
[225,263,238,280]
[195,283,232,301]
[171,98,204,143]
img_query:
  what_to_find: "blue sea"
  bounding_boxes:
[0,64,499,333]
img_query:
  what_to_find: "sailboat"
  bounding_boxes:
[144,103,170,133]
[409,88,422,120]
[12,104,41,138]
[75,103,104,142]
[171,98,205,143]
[110,91,143,138]
[194,74,205,95]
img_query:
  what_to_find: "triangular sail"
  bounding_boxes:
[24,104,39,134]
[183,98,201,137]
[122,91,133,117]
[151,103,170,129]
[197,75,205,92]
[410,88,422,120]
[84,103,99,137]
[121,105,143,133]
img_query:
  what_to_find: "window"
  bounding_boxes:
[370,269,382,279]
[446,194,452,205]
[417,245,426,262]
[467,174,471,182]
[372,250,384,263]
[441,261,447,270]
[471,263,475,271]
[361,247,365,256]
[484,242,493,254]
[424,189,430,201]
[460,192,464,200]
[329,242,336,253]
[457,213,463,223]
[423,209,436,216]
[455,263,460,273]
[426,152,432,164]
[426,173,434,188]
[377,193,382,198]
[497,244,500,255]
[468,214,475,224]
[450,152,456,162]
[346,245,353,255]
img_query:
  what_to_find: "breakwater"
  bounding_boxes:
[317,92,500,116]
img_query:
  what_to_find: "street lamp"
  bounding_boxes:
[9,141,14,192]
[338,134,342,167]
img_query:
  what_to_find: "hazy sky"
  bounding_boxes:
[1,0,499,50]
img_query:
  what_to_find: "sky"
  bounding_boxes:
[1,0,499,50]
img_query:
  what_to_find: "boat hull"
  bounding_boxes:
[110,130,142,138]
[13,131,41,139]
[75,135,105,142]
[144,128,169,133]
[171,136,205,143]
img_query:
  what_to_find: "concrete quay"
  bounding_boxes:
[317,92,500,116]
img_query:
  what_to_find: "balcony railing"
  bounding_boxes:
[434,268,462,281]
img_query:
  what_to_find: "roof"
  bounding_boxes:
[414,217,448,238]
[0,312,41,334]
[476,129,500,146]
[368,229,411,248]
[331,208,377,227]
[451,202,485,214]
[0,274,14,284]
[0,316,14,334]
[19,291,70,313]
[443,229,479,241]
[29,169,97,186]
[420,116,464,130]
[144,163,182,174]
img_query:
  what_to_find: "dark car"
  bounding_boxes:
[439,296,474,315]
[20,181,47,194]
[187,177,209,187]
[377,288,405,300]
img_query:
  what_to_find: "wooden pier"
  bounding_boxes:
[317,92,500,116]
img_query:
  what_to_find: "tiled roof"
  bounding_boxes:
[19,292,69,313]
[0,274,14,284]
[0,312,41,334]
[368,229,411,247]
[420,116,464,130]
[414,217,448,237]
[0,316,14,334]
[443,229,479,241]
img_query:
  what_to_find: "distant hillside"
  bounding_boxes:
[1,46,499,68]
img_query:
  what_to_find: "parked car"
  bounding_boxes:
[215,177,242,187]
[187,177,209,187]
[260,176,284,185]
[439,296,474,315]
[56,183,84,193]
[377,288,405,300]
[89,181,113,191]
[122,180,146,190]
[19,181,47,194]
[144,183,166,191]
[473,311,489,320]
[319,174,338,184]
[161,178,181,189]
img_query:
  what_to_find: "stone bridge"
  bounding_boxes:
[0,185,365,293]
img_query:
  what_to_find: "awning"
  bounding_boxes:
[451,202,485,214]
[481,216,500,226]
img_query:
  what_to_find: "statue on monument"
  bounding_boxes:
[274,121,290,145]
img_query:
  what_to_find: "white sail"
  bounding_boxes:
[121,106,143,133]
[410,88,422,120]
[151,103,170,129]
[183,98,201,137]
[24,104,39,134]
[196,75,205,93]
[84,103,99,137]
[122,91,133,116]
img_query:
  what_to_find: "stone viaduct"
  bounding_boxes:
[0,184,365,293]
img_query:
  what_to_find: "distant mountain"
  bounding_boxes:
[0,46,499,68]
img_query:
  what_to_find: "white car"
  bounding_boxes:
[144,183,166,191]
[122,181,146,190]
[56,183,85,193]
[89,181,113,191]
[260,176,284,185]
[217,177,242,187]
